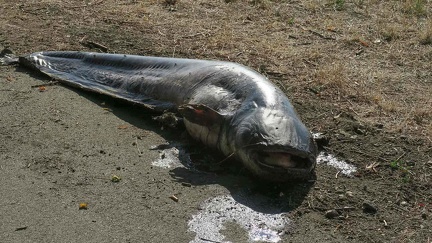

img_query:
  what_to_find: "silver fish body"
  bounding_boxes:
[20,51,317,181]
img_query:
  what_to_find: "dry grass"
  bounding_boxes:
[419,22,432,44]
[402,0,429,16]
[380,23,401,41]
[314,62,349,92]
[2,0,431,139]
[297,0,432,139]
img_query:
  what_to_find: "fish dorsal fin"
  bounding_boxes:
[178,104,224,127]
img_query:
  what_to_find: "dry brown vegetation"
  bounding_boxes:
[1,0,431,242]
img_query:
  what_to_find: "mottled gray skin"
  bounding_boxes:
[20,51,317,181]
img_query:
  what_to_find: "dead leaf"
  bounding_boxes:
[117,125,128,129]
[358,39,369,47]
[327,26,336,32]
[79,203,88,210]
[111,175,121,182]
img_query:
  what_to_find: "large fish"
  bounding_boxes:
[6,51,317,181]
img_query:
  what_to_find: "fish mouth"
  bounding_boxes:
[255,151,311,169]
[249,149,316,181]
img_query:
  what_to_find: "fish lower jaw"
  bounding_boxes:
[255,151,311,170]
[238,151,315,181]
[250,164,315,182]
[261,153,296,169]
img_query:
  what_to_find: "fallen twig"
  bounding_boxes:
[80,40,108,52]
[199,238,221,243]
[169,195,179,202]
[395,152,406,162]
[299,25,336,40]
[334,206,356,211]
[182,31,211,39]
[31,81,59,88]
[65,0,104,9]
[309,29,336,40]
[15,226,28,231]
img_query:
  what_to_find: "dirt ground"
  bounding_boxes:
[1,0,431,242]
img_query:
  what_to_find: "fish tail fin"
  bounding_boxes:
[0,48,19,65]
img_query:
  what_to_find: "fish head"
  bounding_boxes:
[232,106,317,181]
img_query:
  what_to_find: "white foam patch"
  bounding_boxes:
[151,147,182,168]
[189,194,289,243]
[312,132,324,140]
[152,137,356,243]
[312,133,357,176]
[317,152,357,176]
[150,145,193,169]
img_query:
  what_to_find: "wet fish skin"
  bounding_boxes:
[19,51,317,181]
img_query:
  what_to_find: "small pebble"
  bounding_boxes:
[325,209,339,219]
[363,202,377,214]
[181,182,192,187]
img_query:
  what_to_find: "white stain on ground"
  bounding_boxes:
[151,139,356,243]
[313,132,357,176]
[189,193,289,243]
[150,145,191,169]
[150,145,289,242]
[317,152,357,176]
[151,146,182,168]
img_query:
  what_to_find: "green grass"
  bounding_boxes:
[403,0,428,17]
[390,159,413,183]
[334,0,345,11]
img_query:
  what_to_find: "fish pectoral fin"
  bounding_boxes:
[178,104,224,127]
